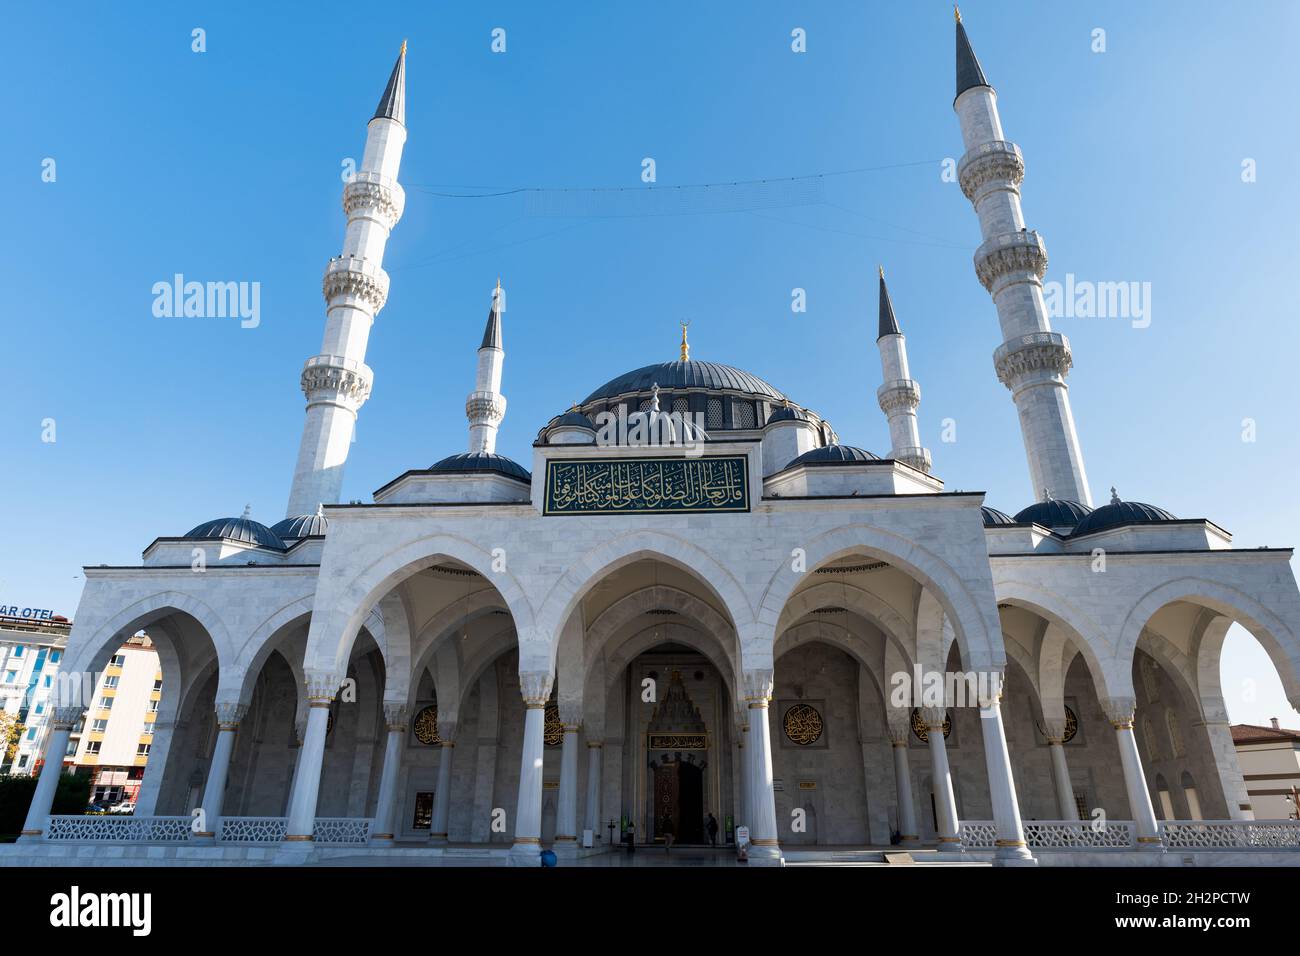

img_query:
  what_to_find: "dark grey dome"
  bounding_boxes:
[185,516,285,549]
[1072,499,1177,537]
[766,405,811,425]
[583,361,786,404]
[787,444,881,468]
[551,411,596,431]
[430,452,531,483]
[1013,499,1093,529]
[271,513,329,539]
[980,506,1016,527]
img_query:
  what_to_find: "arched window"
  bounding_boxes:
[1180,771,1202,820]
[1165,709,1185,758]
[1140,656,1160,701]
[1142,716,1161,761]
[1155,774,1174,821]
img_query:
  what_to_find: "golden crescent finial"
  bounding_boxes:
[954,6,961,24]
[400,39,408,56]
[878,265,885,279]
[679,321,690,362]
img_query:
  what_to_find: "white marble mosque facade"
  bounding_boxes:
[9,16,1300,868]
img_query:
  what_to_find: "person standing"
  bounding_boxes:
[705,812,719,847]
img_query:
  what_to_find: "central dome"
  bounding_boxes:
[583,361,787,404]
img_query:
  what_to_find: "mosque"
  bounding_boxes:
[11,13,1300,867]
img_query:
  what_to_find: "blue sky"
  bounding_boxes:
[3,1,1297,725]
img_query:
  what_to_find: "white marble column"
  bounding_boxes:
[584,741,602,843]
[978,682,1035,866]
[428,718,457,845]
[554,703,581,856]
[196,702,247,842]
[283,672,338,846]
[736,723,750,832]
[886,723,920,844]
[922,706,961,848]
[1042,715,1079,821]
[509,671,553,867]
[18,706,82,841]
[1104,697,1163,849]
[370,704,407,846]
[743,669,784,866]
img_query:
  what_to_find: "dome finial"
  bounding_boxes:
[315,502,324,517]
[1110,486,1120,505]
[1042,487,1053,502]
[954,4,961,23]
[650,382,661,413]
[679,321,690,362]
[241,503,252,519]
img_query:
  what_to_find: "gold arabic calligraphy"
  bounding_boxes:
[546,457,748,514]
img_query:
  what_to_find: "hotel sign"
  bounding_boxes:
[544,455,749,515]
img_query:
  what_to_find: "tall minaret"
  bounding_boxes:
[465,280,507,453]
[285,44,409,518]
[952,9,1092,506]
[875,268,932,474]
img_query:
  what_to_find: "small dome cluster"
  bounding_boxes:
[984,490,1179,536]
[270,511,329,540]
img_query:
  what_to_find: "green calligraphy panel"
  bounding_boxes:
[544,455,750,515]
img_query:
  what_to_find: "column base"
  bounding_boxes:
[280,836,314,853]
[427,833,449,847]
[935,837,964,852]
[508,841,542,867]
[746,841,785,867]
[993,843,1038,867]
[191,832,216,846]
[1136,836,1166,852]
[552,838,578,860]
[17,830,43,844]
[900,834,921,844]
[369,834,396,848]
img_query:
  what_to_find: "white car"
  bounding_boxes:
[107,802,135,815]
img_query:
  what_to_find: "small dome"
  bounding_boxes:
[766,405,811,426]
[980,506,1016,527]
[551,410,596,431]
[1072,497,1177,537]
[185,516,285,549]
[270,512,329,540]
[787,444,881,468]
[430,452,531,484]
[1013,499,1093,529]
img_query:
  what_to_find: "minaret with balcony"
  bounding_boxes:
[285,44,408,517]
[953,9,1092,505]
[875,267,932,474]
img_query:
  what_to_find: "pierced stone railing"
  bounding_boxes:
[1160,820,1300,849]
[958,821,996,848]
[45,815,193,843]
[312,817,372,845]
[1025,820,1134,848]
[218,816,287,844]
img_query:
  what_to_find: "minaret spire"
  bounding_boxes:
[466,279,508,454]
[285,47,410,517]
[874,267,931,474]
[952,13,1092,505]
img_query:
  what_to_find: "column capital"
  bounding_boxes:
[885,722,911,747]
[304,670,342,704]
[558,700,584,728]
[919,706,948,731]
[742,669,774,704]
[437,719,458,743]
[519,671,554,708]
[975,670,1005,708]
[215,702,248,730]
[1100,696,1137,728]
[52,706,85,729]
[1040,716,1067,742]
[383,703,408,730]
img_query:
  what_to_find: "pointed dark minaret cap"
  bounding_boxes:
[955,7,992,101]
[877,266,901,340]
[481,279,503,350]
[373,41,407,126]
